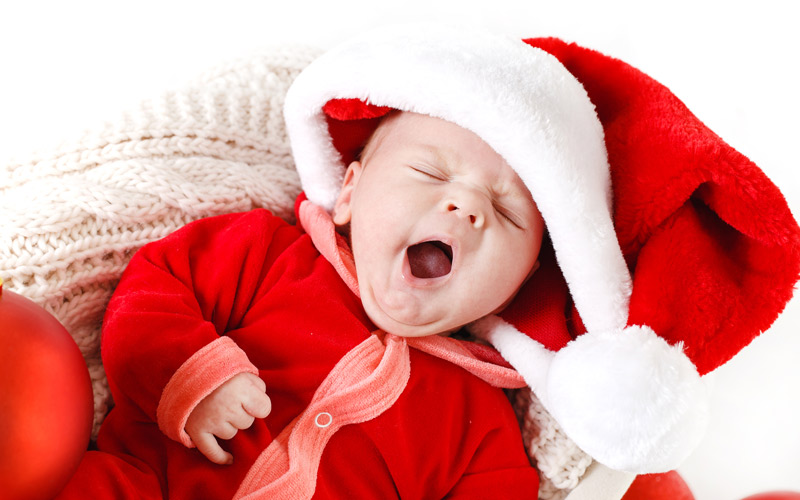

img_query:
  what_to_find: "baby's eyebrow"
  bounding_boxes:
[412,143,458,164]
[490,179,530,204]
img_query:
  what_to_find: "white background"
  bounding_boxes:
[1,1,798,498]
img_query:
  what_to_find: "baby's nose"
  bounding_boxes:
[444,194,486,228]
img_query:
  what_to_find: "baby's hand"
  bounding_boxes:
[185,372,272,465]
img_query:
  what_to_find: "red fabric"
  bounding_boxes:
[498,238,577,351]
[322,99,393,165]
[62,451,164,499]
[57,209,538,499]
[323,98,393,121]
[523,37,800,374]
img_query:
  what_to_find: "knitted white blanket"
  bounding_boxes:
[0,45,590,498]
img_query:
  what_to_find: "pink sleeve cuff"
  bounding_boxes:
[156,336,259,447]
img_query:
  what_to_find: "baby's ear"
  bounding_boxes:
[332,161,363,226]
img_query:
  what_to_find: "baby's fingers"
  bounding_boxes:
[193,431,233,465]
[243,389,272,419]
[238,374,271,419]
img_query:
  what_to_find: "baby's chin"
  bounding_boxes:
[362,296,460,338]
[372,318,459,338]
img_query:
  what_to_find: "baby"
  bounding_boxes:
[58,22,618,499]
[186,109,544,471]
[58,105,543,499]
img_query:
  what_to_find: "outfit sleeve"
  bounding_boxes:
[100,209,302,445]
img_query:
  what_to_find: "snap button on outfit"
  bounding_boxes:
[315,412,332,428]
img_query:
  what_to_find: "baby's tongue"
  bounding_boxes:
[407,242,452,279]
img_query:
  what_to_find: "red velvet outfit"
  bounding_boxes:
[58,205,538,499]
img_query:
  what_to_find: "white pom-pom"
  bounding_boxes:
[546,325,709,473]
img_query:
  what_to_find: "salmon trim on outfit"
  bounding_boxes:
[148,200,527,498]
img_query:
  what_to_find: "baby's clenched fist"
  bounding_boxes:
[185,372,271,465]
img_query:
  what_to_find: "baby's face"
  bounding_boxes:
[333,112,544,337]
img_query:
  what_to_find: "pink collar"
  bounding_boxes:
[297,200,525,389]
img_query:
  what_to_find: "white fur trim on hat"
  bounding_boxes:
[469,317,709,473]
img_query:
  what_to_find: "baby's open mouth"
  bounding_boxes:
[407,240,453,279]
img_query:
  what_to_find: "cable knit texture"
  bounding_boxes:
[0,44,588,499]
[0,45,314,438]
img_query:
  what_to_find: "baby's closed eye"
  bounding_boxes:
[410,165,448,181]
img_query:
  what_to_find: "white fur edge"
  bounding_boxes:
[548,325,710,473]
[283,22,632,334]
[469,315,555,401]
[477,319,710,474]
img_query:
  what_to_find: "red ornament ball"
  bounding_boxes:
[0,280,93,500]
[622,470,695,500]
[741,494,800,500]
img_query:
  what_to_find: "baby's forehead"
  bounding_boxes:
[375,111,450,136]
[368,112,495,160]
[364,111,423,150]
[367,111,534,199]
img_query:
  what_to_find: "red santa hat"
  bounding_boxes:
[283,23,800,473]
